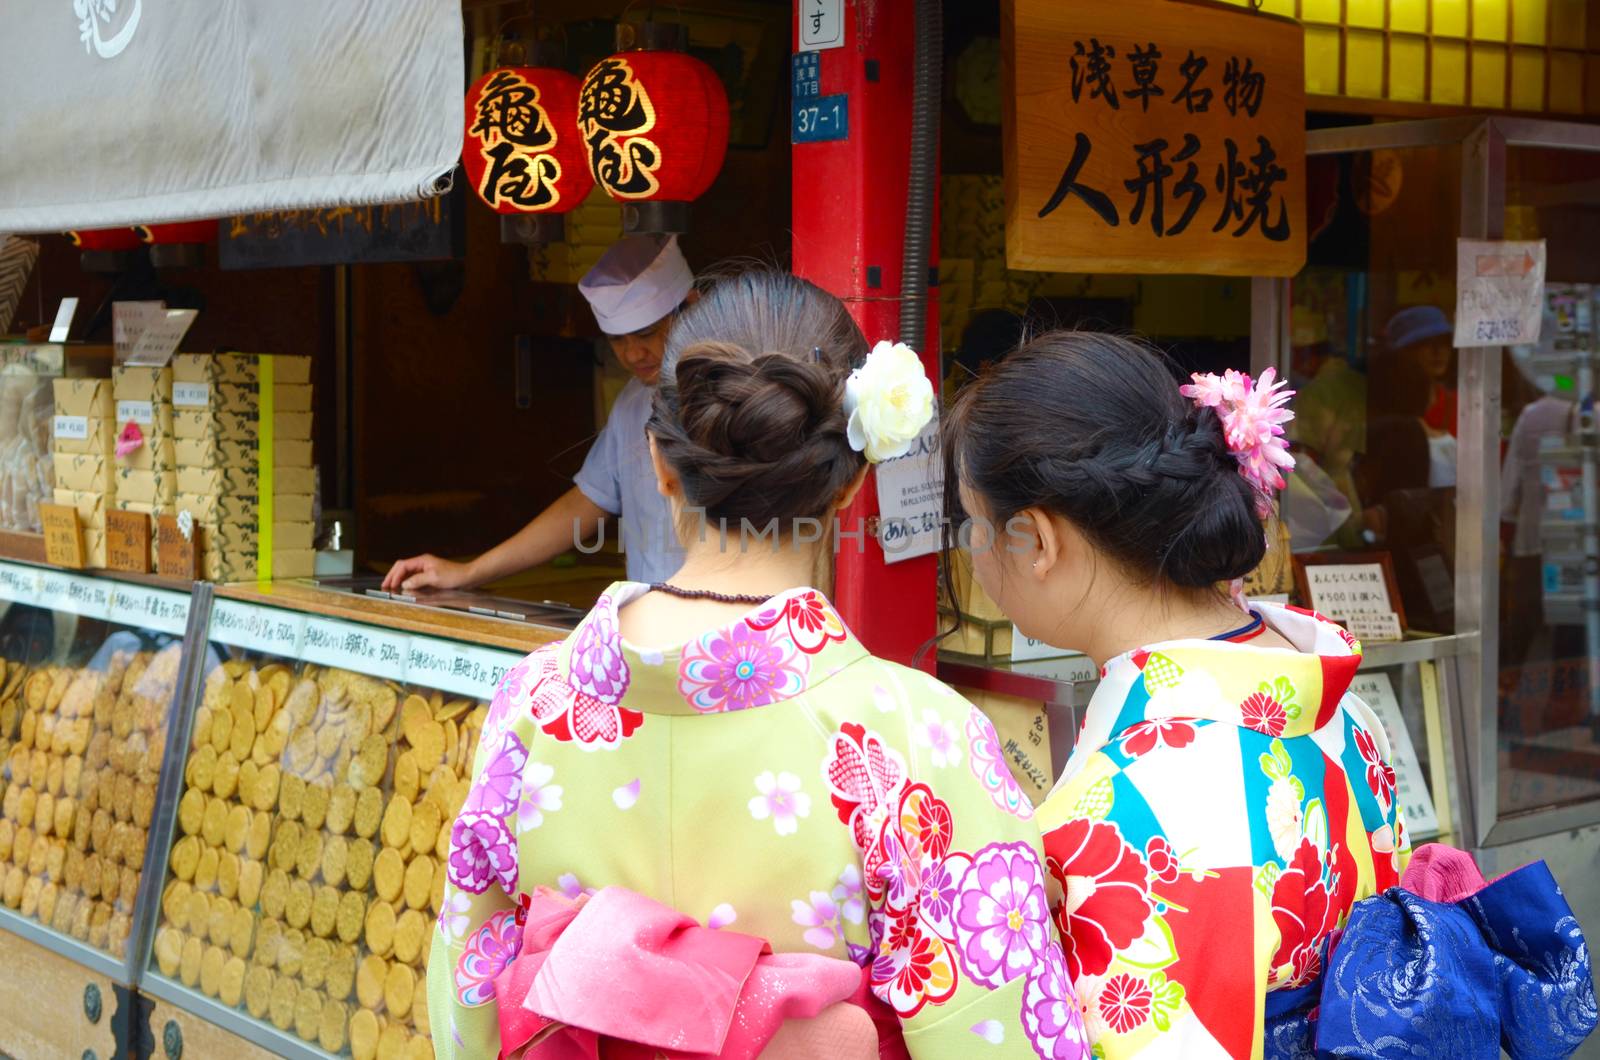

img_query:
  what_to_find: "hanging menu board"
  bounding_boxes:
[219,193,464,269]
[1003,0,1306,276]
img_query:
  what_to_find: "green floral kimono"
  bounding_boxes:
[427,583,1086,1059]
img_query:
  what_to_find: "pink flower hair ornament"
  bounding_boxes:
[1179,367,1296,517]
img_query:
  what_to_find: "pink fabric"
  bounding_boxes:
[1401,844,1491,903]
[495,886,883,1060]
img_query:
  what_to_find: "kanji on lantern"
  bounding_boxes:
[463,66,593,215]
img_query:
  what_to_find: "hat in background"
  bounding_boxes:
[1386,305,1452,350]
[578,235,694,336]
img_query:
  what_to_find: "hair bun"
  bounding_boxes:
[674,345,843,465]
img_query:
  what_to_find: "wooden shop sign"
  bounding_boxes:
[105,510,152,573]
[39,504,85,568]
[156,516,201,580]
[1003,0,1306,276]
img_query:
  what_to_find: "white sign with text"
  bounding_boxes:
[1455,239,1546,347]
[1350,672,1439,839]
[874,416,943,564]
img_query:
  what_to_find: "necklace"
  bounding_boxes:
[648,582,776,606]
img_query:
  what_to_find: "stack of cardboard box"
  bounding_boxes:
[172,353,315,581]
[111,365,177,519]
[51,379,116,565]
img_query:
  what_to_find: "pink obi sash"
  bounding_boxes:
[494,886,909,1060]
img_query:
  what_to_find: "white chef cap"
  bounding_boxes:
[577,234,694,336]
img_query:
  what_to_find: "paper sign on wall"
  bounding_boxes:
[113,300,165,363]
[1455,239,1546,347]
[874,416,943,564]
[1350,672,1440,839]
[797,0,843,51]
[126,307,196,366]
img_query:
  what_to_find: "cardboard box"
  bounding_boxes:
[173,353,312,386]
[177,466,257,497]
[114,468,176,506]
[53,454,111,493]
[112,398,173,439]
[214,438,313,468]
[53,379,113,417]
[84,529,106,568]
[116,436,175,473]
[114,500,162,515]
[112,365,172,403]
[51,488,106,528]
[211,521,315,553]
[175,438,221,468]
[53,421,116,456]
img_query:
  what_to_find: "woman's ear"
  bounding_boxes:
[648,435,682,500]
[832,463,871,512]
[1024,506,1063,582]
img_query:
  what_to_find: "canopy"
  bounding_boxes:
[0,0,463,233]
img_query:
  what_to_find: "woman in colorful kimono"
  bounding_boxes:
[428,272,1088,1060]
[943,332,1409,1057]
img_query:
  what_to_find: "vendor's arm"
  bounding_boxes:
[382,486,609,593]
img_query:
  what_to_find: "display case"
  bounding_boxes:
[136,584,557,1060]
[0,560,195,986]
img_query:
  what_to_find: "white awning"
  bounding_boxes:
[0,0,464,234]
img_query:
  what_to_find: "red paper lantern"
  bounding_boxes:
[67,228,142,252]
[463,67,593,216]
[135,220,218,244]
[578,48,729,209]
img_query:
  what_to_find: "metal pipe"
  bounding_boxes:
[897,0,940,347]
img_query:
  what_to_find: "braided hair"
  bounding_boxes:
[945,331,1266,588]
[647,271,870,528]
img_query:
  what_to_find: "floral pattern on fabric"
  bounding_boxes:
[1268,838,1339,989]
[449,811,520,895]
[455,908,522,1006]
[1045,820,1153,982]
[966,708,1034,820]
[747,589,848,654]
[570,593,631,703]
[749,771,812,836]
[679,621,809,714]
[527,657,644,751]
[517,761,563,830]
[1353,725,1396,813]
[953,841,1053,989]
[466,731,528,818]
[1022,942,1089,1059]
[823,722,910,900]
[1118,718,1197,758]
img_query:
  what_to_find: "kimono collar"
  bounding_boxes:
[1067,604,1363,776]
[555,581,869,718]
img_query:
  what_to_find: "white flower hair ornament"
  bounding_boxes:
[1179,367,1296,517]
[843,341,936,464]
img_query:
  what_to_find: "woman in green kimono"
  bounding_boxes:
[428,272,1086,1059]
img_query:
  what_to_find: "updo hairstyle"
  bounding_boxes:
[648,270,870,528]
[946,331,1266,588]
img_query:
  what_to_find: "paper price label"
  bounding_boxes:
[1344,610,1403,643]
[0,563,42,606]
[303,616,407,682]
[109,584,189,635]
[53,415,89,441]
[116,400,155,426]
[210,600,306,657]
[408,636,520,701]
[173,382,210,408]
[36,571,111,619]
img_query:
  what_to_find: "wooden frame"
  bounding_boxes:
[1291,549,1410,631]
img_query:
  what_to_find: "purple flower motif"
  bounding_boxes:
[920,855,963,928]
[966,709,1035,819]
[953,841,1052,989]
[448,811,519,895]
[465,731,528,818]
[832,865,865,925]
[569,593,630,704]
[487,649,555,738]
[847,941,873,968]
[1022,942,1089,1059]
[678,621,807,714]
[454,909,523,1007]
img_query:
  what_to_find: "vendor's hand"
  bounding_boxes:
[381,554,476,594]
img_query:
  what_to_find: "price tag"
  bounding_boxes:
[156,515,202,579]
[0,563,42,606]
[105,510,151,572]
[408,636,521,700]
[873,415,943,564]
[36,569,110,619]
[53,415,89,442]
[1303,563,1393,618]
[210,599,306,657]
[50,297,78,343]
[39,504,86,569]
[108,583,189,635]
[126,308,197,366]
[303,616,408,682]
[1344,610,1403,643]
[173,382,210,408]
[113,300,165,362]
[116,400,155,426]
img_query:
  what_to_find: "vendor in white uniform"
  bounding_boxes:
[382,235,692,593]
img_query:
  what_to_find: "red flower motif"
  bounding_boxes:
[1269,838,1336,988]
[902,783,953,863]
[1099,973,1154,1035]
[1240,692,1288,736]
[1043,820,1153,981]
[526,671,644,749]
[1352,726,1396,812]
[747,590,848,654]
[824,723,909,900]
[1144,836,1181,884]
[1119,718,1198,758]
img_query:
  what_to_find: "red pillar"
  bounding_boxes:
[790,0,939,669]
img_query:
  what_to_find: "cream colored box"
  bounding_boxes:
[116,437,176,474]
[175,438,221,468]
[270,495,313,524]
[114,469,176,506]
[112,365,172,403]
[51,488,106,528]
[53,454,111,493]
[114,500,162,515]
[273,439,313,468]
[212,381,311,414]
[177,493,258,523]
[212,521,315,553]
[53,379,113,417]
[84,529,106,568]
[53,421,116,456]
[261,466,315,496]
[271,412,312,441]
[177,466,254,497]
[270,550,315,579]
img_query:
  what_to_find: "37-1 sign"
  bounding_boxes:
[793,94,848,143]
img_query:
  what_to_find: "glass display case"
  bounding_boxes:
[136,589,538,1060]
[0,560,194,983]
